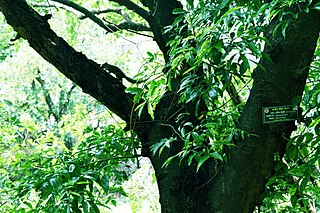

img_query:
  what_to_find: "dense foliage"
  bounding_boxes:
[162,1,320,211]
[0,6,151,212]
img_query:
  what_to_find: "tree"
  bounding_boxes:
[0,0,319,212]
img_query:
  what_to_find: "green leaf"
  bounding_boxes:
[67,204,71,213]
[257,63,267,72]
[23,201,33,209]
[247,41,262,57]
[147,102,154,120]
[188,152,197,166]
[309,116,320,128]
[192,132,200,142]
[163,155,177,168]
[240,62,247,75]
[219,7,241,22]
[172,8,185,15]
[100,174,109,193]
[210,152,223,161]
[281,20,289,38]
[151,138,173,156]
[172,14,184,26]
[82,201,89,213]
[84,174,96,181]
[258,3,269,14]
[180,127,186,138]
[89,203,100,213]
[272,22,282,37]
[299,175,309,192]
[196,154,210,172]
[111,199,117,206]
[125,87,143,95]
[147,51,154,58]
[290,193,298,207]
[187,0,194,8]
[151,141,164,156]
[49,177,59,189]
[219,0,230,9]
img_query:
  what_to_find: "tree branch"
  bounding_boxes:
[102,17,151,33]
[0,0,134,122]
[80,8,151,33]
[208,7,320,212]
[58,83,76,118]
[108,0,152,23]
[79,8,122,19]
[50,0,115,32]
[35,71,60,122]
[138,0,184,62]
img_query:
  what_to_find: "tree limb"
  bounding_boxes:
[50,0,115,32]
[35,72,60,122]
[0,0,134,122]
[100,0,182,62]
[79,8,122,19]
[58,83,76,118]
[108,0,152,23]
[80,8,151,33]
[102,17,151,33]
[208,7,320,212]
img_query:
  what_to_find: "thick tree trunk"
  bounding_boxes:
[143,8,320,213]
[1,1,319,213]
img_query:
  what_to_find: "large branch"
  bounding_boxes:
[111,0,183,62]
[0,0,134,122]
[207,7,320,213]
[51,0,151,34]
[145,0,183,62]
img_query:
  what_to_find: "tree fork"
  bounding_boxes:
[145,6,320,213]
[1,0,320,213]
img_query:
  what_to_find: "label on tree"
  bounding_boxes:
[262,105,298,124]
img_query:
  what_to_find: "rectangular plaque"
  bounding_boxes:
[262,105,298,124]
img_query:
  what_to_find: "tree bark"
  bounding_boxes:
[0,0,319,213]
[142,6,320,213]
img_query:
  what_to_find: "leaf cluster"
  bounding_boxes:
[1,123,138,213]
[0,65,137,212]
[126,51,166,120]
[154,0,270,171]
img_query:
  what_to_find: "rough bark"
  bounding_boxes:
[142,5,320,213]
[207,8,320,212]
[140,0,183,62]
[0,0,320,213]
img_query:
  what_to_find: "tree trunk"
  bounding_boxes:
[142,8,320,213]
[0,0,319,213]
